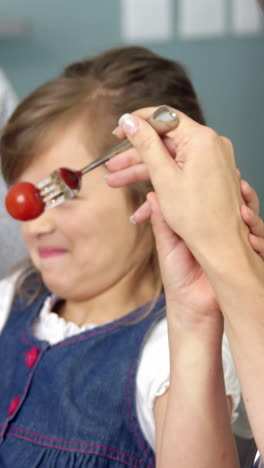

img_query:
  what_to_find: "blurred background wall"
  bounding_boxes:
[0,0,264,275]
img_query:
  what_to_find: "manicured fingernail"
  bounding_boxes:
[112,127,119,135]
[129,215,137,224]
[119,114,139,136]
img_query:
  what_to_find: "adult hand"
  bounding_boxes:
[106,108,258,263]
[131,178,264,262]
[146,190,221,330]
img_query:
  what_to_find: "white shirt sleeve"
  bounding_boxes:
[136,318,246,450]
[0,272,18,333]
[136,318,170,449]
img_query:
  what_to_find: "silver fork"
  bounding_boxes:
[36,105,178,210]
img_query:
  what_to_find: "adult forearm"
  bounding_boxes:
[197,242,264,457]
[157,312,239,468]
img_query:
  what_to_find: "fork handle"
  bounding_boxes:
[81,105,179,175]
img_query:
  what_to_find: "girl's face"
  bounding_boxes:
[20,123,152,301]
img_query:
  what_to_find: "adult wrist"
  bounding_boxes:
[166,302,223,342]
[190,230,262,286]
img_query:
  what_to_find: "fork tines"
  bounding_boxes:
[36,170,77,209]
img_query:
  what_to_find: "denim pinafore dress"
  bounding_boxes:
[0,292,165,467]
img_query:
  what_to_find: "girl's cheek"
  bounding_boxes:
[21,225,29,243]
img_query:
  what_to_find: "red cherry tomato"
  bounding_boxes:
[5,182,45,221]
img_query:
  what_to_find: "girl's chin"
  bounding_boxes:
[41,277,68,297]
[40,272,84,298]
[40,270,69,292]
[40,274,100,303]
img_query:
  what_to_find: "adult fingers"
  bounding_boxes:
[108,105,193,189]
[105,136,176,188]
[106,165,149,188]
[241,205,264,238]
[117,113,180,191]
[113,106,176,139]
[240,180,260,214]
[106,148,141,171]
[117,107,213,168]
[129,199,152,224]
[146,192,180,259]
[248,234,264,261]
[129,191,177,227]
[106,135,176,174]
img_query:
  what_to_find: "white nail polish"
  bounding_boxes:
[129,215,137,224]
[119,114,138,136]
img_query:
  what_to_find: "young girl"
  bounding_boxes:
[0,46,261,467]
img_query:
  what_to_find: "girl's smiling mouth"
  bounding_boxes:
[38,247,68,259]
